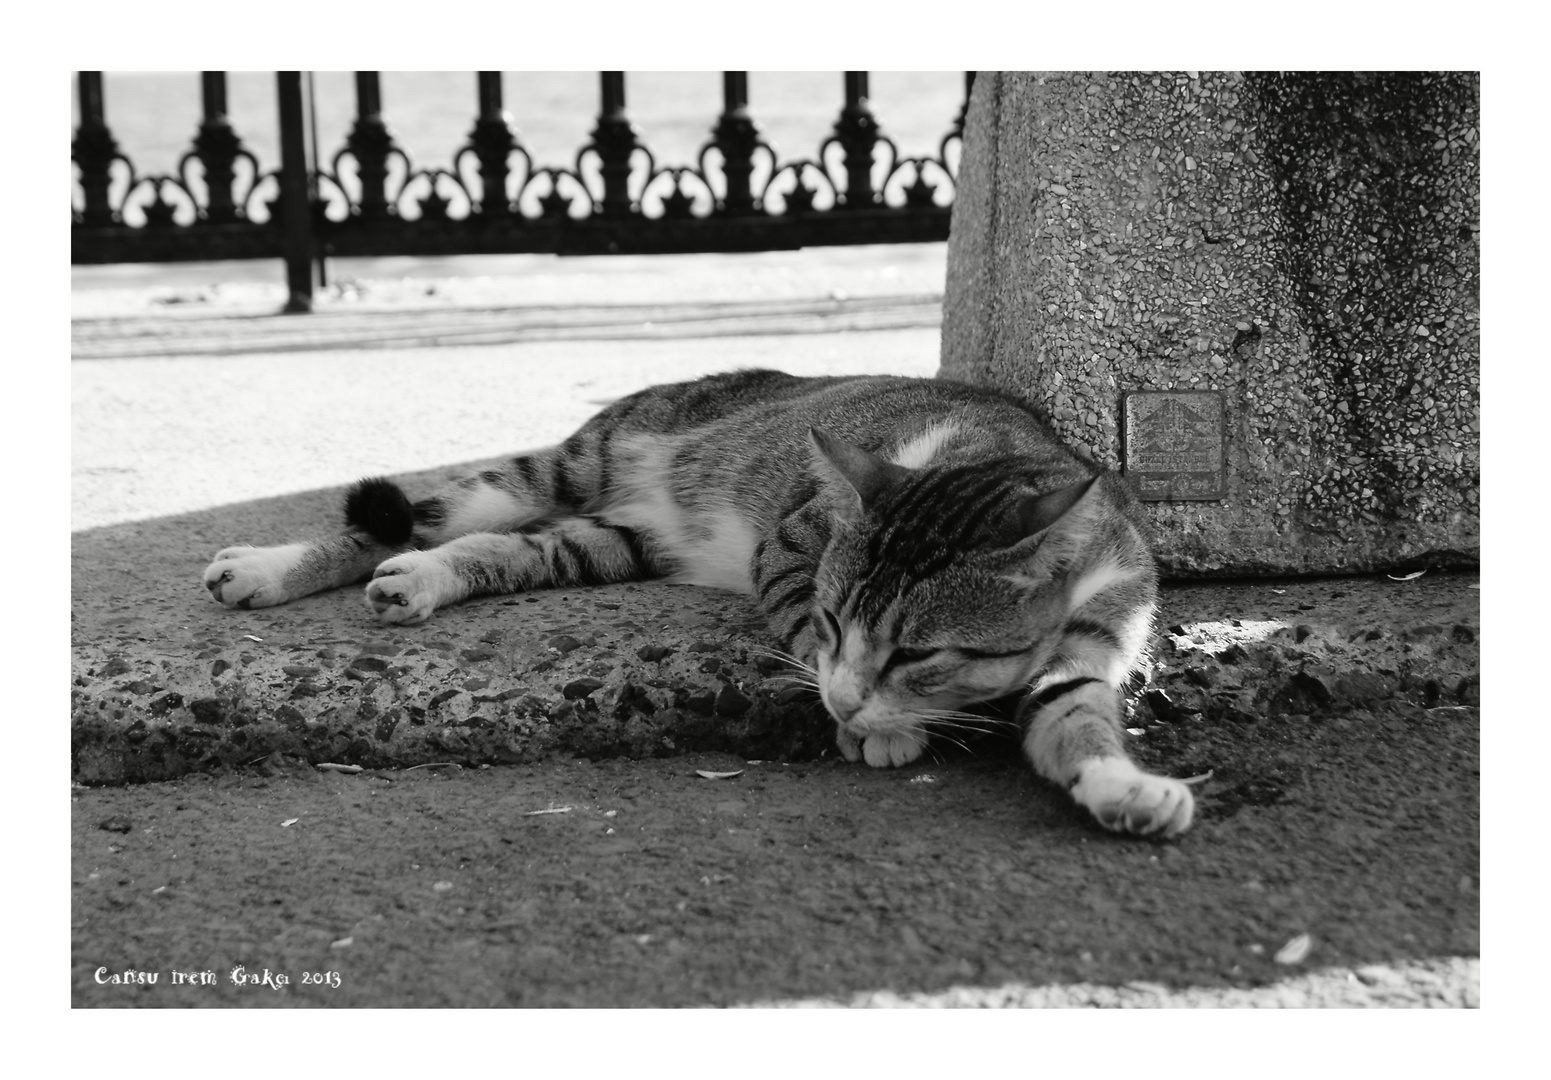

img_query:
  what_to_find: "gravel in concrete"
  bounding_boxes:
[71,246,1479,1009]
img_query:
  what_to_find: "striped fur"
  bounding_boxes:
[202,370,1193,837]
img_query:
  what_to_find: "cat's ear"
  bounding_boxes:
[809,427,912,521]
[1009,475,1100,541]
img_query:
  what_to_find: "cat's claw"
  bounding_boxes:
[1072,758,1194,839]
[365,552,453,625]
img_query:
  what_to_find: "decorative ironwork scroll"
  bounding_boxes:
[72,71,972,301]
[184,73,260,225]
[72,72,128,229]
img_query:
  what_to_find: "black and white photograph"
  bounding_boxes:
[60,29,1498,1053]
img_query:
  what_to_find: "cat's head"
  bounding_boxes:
[805,426,1104,750]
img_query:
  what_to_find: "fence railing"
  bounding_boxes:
[72,71,971,311]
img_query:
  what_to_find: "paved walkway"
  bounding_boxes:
[70,244,1479,1009]
[72,246,947,531]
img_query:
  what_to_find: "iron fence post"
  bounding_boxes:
[471,72,517,218]
[347,73,396,221]
[834,72,880,210]
[74,70,966,262]
[276,72,314,313]
[712,73,760,216]
[73,72,122,228]
[591,72,640,217]
[307,72,328,289]
[194,73,243,224]
[955,73,975,139]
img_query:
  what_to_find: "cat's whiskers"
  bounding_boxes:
[768,679,822,703]
[752,646,818,678]
[895,707,1009,758]
[914,707,1019,732]
[924,730,972,757]
[751,645,822,699]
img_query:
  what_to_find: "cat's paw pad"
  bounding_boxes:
[1072,759,1194,839]
[365,552,454,625]
[203,544,305,609]
[839,727,927,768]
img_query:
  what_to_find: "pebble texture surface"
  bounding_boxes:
[72,464,836,785]
[940,71,1479,575]
[70,462,1478,783]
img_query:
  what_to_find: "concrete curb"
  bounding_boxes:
[71,246,1478,787]
[71,464,833,785]
[72,294,945,360]
[70,465,1479,785]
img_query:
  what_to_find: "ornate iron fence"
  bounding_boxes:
[72,71,971,311]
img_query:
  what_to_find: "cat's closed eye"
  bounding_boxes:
[883,646,938,671]
[811,608,842,648]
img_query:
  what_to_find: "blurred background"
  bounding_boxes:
[70,71,959,524]
[71,71,967,228]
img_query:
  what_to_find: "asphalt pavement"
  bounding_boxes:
[70,244,1480,1012]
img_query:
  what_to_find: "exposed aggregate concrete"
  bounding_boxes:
[71,234,1479,1011]
[941,72,1478,576]
[71,467,840,785]
[752,956,1479,1008]
[70,465,1477,785]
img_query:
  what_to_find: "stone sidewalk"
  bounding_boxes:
[70,247,1480,785]
[71,488,1478,784]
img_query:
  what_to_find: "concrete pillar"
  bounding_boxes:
[940,72,1479,576]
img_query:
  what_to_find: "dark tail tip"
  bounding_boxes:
[344,477,415,547]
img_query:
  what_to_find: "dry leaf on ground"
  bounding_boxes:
[1275,932,1314,964]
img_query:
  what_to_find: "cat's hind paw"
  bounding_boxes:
[203,544,307,609]
[365,551,456,625]
[836,726,928,768]
[1071,758,1194,839]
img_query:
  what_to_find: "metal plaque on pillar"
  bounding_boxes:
[1121,390,1227,501]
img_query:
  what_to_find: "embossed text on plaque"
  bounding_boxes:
[1121,390,1227,501]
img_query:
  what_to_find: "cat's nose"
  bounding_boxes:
[823,673,867,724]
[824,691,862,724]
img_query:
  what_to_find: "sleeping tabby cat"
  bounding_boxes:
[204,370,1193,837]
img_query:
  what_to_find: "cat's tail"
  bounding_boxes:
[344,477,416,547]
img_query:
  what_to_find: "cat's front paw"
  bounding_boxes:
[203,544,306,609]
[836,726,928,768]
[365,551,456,625]
[1071,758,1194,839]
